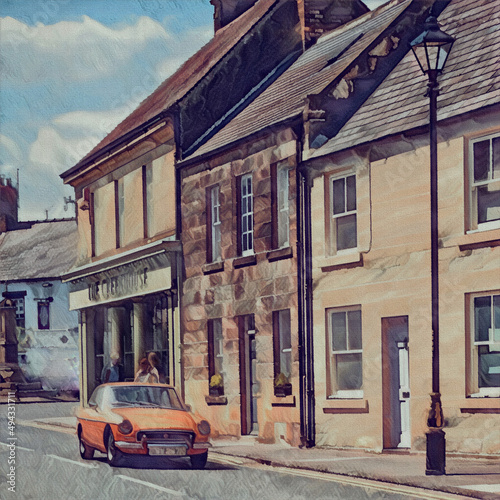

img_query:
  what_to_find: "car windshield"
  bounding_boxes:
[106,386,185,410]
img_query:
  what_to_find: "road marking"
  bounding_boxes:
[210,455,245,465]
[460,484,500,493]
[0,442,34,452]
[46,454,99,469]
[223,459,468,500]
[270,467,469,500]
[295,456,380,462]
[17,419,76,435]
[116,475,184,496]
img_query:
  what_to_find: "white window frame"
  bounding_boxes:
[213,318,224,376]
[469,133,500,232]
[117,177,125,248]
[277,309,292,378]
[327,306,363,399]
[211,185,222,261]
[145,163,154,238]
[330,173,357,254]
[470,292,500,398]
[240,173,254,256]
[277,166,290,248]
[12,297,25,328]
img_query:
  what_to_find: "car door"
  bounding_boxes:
[80,387,108,452]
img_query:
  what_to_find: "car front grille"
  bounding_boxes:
[136,430,194,446]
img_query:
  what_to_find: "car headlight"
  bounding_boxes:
[197,420,211,436]
[118,419,133,435]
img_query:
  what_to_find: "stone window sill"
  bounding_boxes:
[443,227,500,251]
[202,261,224,275]
[233,254,257,268]
[271,395,295,407]
[460,397,500,413]
[318,252,363,273]
[322,398,369,414]
[267,246,293,262]
[205,395,228,405]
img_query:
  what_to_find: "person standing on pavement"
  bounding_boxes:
[148,351,165,383]
[134,357,158,383]
[101,352,123,384]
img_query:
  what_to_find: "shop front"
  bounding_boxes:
[64,240,182,404]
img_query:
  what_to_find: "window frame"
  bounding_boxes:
[272,309,292,395]
[238,173,254,256]
[468,132,500,232]
[3,292,26,329]
[208,318,224,393]
[326,305,363,399]
[206,184,222,263]
[327,171,358,255]
[468,291,500,398]
[271,163,290,249]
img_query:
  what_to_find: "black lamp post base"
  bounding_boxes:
[425,428,446,475]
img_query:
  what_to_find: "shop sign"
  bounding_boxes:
[68,254,171,310]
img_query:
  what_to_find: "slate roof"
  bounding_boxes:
[311,0,500,157]
[185,0,413,161]
[67,0,278,175]
[0,220,78,280]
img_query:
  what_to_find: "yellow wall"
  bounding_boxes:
[311,127,500,454]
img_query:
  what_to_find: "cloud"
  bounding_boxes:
[1,13,213,221]
[52,106,135,137]
[1,15,170,84]
[0,134,23,164]
[29,125,102,172]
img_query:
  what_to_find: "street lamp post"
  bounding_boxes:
[410,15,454,476]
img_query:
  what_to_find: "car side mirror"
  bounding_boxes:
[185,404,192,412]
[89,402,97,409]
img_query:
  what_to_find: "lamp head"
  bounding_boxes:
[410,16,455,77]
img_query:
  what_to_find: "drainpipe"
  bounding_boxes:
[296,136,315,448]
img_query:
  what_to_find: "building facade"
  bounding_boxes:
[304,0,500,454]
[61,127,182,404]
[179,128,302,443]
[0,179,79,393]
[62,0,500,456]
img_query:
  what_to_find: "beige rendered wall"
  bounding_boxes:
[311,127,500,454]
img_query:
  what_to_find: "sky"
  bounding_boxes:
[0,0,386,221]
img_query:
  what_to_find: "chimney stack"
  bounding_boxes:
[211,0,257,32]
[0,177,19,232]
[300,0,369,46]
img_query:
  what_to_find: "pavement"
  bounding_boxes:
[10,405,499,500]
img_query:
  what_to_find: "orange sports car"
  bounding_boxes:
[76,382,211,468]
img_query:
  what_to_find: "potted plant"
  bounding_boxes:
[209,373,224,396]
[274,372,292,397]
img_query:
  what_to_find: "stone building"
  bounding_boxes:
[62,0,500,456]
[60,0,369,406]
[177,0,437,445]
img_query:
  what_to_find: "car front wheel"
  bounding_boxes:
[190,451,208,469]
[106,432,122,466]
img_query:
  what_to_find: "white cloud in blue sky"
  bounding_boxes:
[0,0,213,220]
[0,0,386,221]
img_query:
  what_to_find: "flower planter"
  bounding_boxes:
[274,383,292,397]
[209,387,224,397]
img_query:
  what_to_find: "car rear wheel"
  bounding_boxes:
[106,432,122,466]
[190,451,208,469]
[78,428,94,460]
